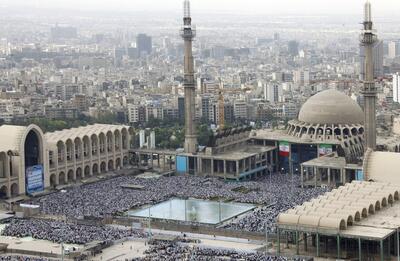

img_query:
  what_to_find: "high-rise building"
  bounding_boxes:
[288,40,299,56]
[264,83,282,103]
[73,94,88,112]
[388,41,397,59]
[393,73,400,103]
[274,32,280,41]
[224,103,235,123]
[360,40,383,78]
[136,34,152,57]
[201,96,212,122]
[293,70,310,87]
[234,100,248,119]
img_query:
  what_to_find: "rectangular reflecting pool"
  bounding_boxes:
[127,198,256,225]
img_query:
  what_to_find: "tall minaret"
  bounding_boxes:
[181,0,198,153]
[361,0,377,151]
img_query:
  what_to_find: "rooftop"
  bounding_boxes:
[278,181,400,241]
[254,129,341,145]
[298,89,364,125]
[45,124,131,144]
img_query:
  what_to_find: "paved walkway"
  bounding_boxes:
[89,240,147,261]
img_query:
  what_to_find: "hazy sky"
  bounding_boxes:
[1,0,399,16]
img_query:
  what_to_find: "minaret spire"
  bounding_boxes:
[364,0,372,23]
[181,0,198,154]
[361,0,377,151]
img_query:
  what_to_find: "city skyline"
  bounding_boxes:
[1,0,400,16]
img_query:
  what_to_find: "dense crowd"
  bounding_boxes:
[133,240,306,261]
[31,174,327,225]
[0,256,50,261]
[1,219,145,244]
[224,175,329,233]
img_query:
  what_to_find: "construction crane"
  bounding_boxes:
[216,81,251,130]
[217,81,225,129]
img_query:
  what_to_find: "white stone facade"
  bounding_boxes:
[0,124,133,198]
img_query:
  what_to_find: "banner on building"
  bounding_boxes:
[26,165,44,195]
[356,170,364,181]
[318,144,333,156]
[279,141,290,157]
[176,156,188,174]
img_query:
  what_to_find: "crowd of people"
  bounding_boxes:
[0,256,50,261]
[31,174,326,226]
[133,240,307,261]
[223,175,329,233]
[29,174,327,234]
[1,219,145,245]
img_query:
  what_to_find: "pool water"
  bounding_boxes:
[127,198,256,225]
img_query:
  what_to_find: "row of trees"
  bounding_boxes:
[10,112,123,133]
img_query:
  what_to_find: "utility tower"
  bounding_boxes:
[181,0,198,154]
[361,0,377,151]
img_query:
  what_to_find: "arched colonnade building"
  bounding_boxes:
[0,124,133,198]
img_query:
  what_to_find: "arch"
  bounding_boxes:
[108,160,114,171]
[351,128,358,136]
[99,133,106,154]
[361,208,368,218]
[368,204,375,215]
[91,134,98,156]
[107,131,113,153]
[83,136,90,158]
[10,183,18,197]
[100,161,107,173]
[394,191,399,201]
[59,172,66,185]
[359,127,364,135]
[114,130,121,151]
[116,158,121,169]
[67,169,74,182]
[84,165,90,177]
[66,139,73,162]
[381,197,388,207]
[346,215,354,226]
[375,200,381,211]
[308,127,315,135]
[92,163,99,175]
[57,141,65,163]
[326,128,332,136]
[121,128,129,150]
[300,127,307,137]
[0,185,8,199]
[76,167,83,180]
[50,174,57,187]
[334,128,341,136]
[123,156,129,166]
[352,211,361,222]
[74,137,82,160]
[343,128,350,137]
[24,130,41,167]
